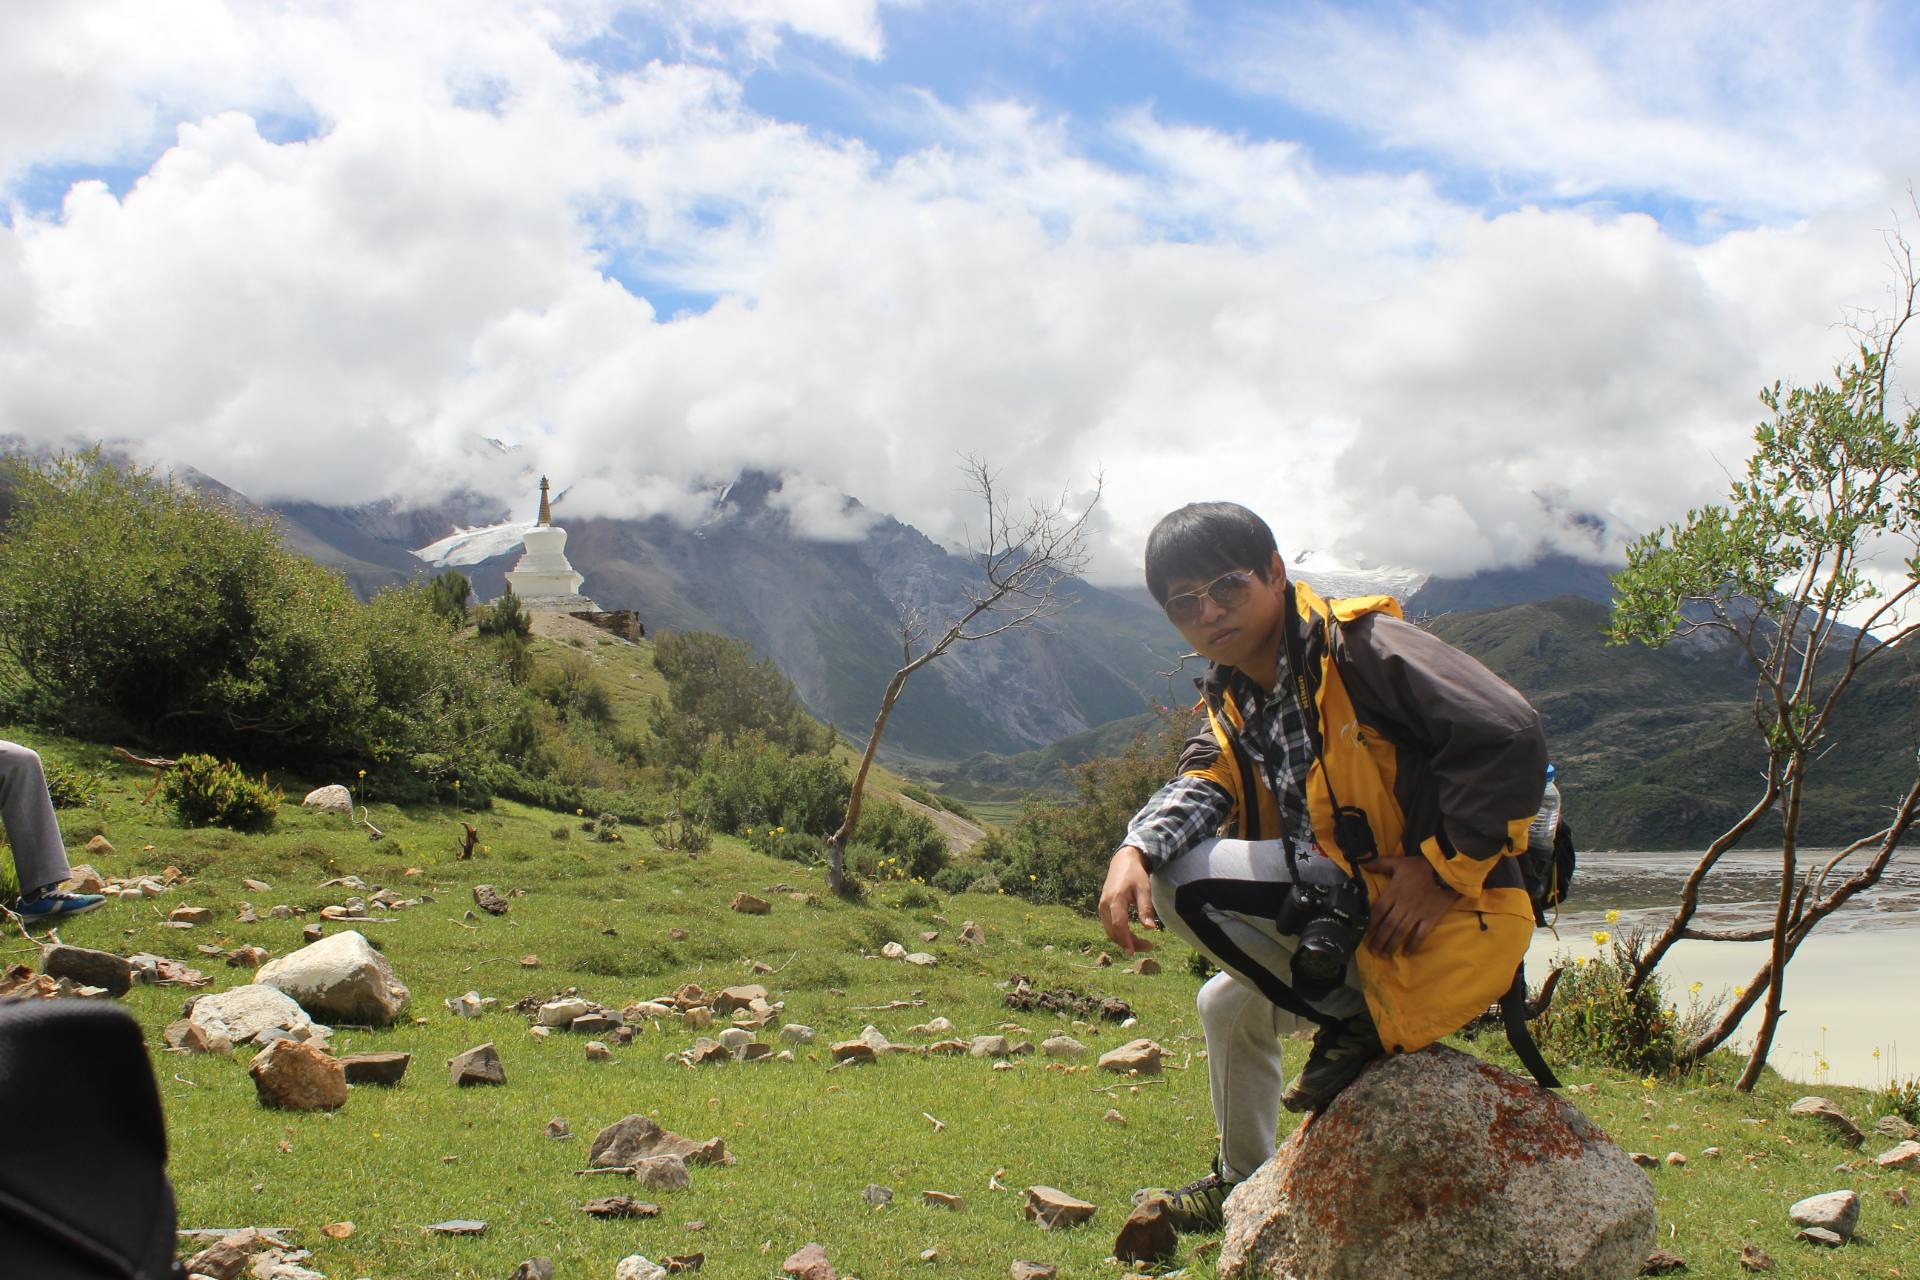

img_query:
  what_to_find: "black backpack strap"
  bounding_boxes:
[1500,962,1561,1089]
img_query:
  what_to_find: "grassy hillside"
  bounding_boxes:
[6,725,1915,1279]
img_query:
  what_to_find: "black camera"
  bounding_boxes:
[1273,876,1370,1001]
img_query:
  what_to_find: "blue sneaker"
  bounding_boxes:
[12,889,106,921]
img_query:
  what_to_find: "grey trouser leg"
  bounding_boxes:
[0,741,70,895]
[1152,837,1369,1180]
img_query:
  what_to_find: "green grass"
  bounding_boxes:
[7,722,1916,1279]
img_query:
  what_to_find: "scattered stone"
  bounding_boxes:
[472,884,509,915]
[188,984,328,1049]
[613,1025,636,1046]
[1040,1035,1088,1058]
[1629,1152,1659,1168]
[927,1039,968,1055]
[537,997,594,1027]
[572,1011,621,1034]
[1217,1045,1655,1280]
[1789,1096,1866,1147]
[339,1051,410,1086]
[590,1115,730,1169]
[731,892,771,915]
[1024,1185,1097,1231]
[1796,1227,1844,1248]
[301,924,324,943]
[248,1040,347,1112]
[1878,1139,1920,1170]
[959,921,986,946]
[302,785,353,813]
[862,1184,893,1206]
[446,991,486,1019]
[632,1154,691,1191]
[781,1243,837,1280]
[1104,1108,1126,1126]
[922,1190,963,1210]
[256,930,410,1026]
[1875,1114,1919,1141]
[1097,1039,1163,1075]
[529,1026,550,1040]
[423,1219,487,1236]
[615,1257,669,1280]
[830,1040,877,1065]
[585,1040,611,1061]
[1010,1264,1055,1280]
[1640,1248,1687,1275]
[662,1253,705,1273]
[84,834,116,856]
[858,1025,891,1052]
[1132,955,1161,975]
[1664,1152,1686,1167]
[62,864,109,894]
[42,945,133,997]
[170,906,214,926]
[970,1034,1012,1058]
[163,1018,232,1055]
[1738,1244,1774,1272]
[1701,1146,1721,1158]
[908,1017,954,1036]
[712,984,768,1013]
[510,1260,555,1280]
[225,946,269,969]
[780,1023,816,1044]
[904,952,937,966]
[448,1042,505,1086]
[581,1196,660,1219]
[1788,1189,1859,1241]
[546,1117,572,1139]
[881,941,907,959]
[921,931,939,942]
[319,1221,353,1240]
[1114,1198,1177,1261]
[682,1038,730,1065]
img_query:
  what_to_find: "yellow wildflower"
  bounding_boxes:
[1604,909,1620,924]
[1642,1075,1657,1090]
[1689,981,1702,994]
[1591,930,1610,946]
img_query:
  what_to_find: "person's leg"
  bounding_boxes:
[0,741,71,895]
[1195,971,1289,1181]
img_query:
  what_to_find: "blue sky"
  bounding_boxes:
[1,0,1916,581]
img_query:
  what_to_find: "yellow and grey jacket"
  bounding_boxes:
[1181,581,1545,1054]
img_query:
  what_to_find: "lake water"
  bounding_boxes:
[1522,848,1920,1089]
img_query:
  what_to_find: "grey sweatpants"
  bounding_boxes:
[1151,837,1368,1181]
[0,741,71,896]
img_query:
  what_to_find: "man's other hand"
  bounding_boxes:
[1098,845,1159,956]
[1365,855,1457,957]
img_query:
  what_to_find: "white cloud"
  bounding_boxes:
[0,0,1913,591]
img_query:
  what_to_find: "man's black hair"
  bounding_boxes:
[1144,502,1281,604]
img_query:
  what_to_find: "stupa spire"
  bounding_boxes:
[537,476,552,526]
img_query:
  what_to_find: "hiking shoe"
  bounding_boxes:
[1136,1155,1238,1233]
[1280,1013,1383,1113]
[12,889,105,922]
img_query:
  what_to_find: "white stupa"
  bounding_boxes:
[504,477,595,610]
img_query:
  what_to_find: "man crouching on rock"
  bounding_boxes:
[1097,501,1546,1234]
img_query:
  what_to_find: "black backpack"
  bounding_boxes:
[0,999,182,1279]
[1518,816,1578,927]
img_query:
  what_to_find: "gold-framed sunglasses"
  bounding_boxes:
[1161,569,1259,626]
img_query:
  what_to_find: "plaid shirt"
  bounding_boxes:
[1123,645,1320,873]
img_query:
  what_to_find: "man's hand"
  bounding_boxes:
[1365,855,1458,957]
[1098,845,1159,956]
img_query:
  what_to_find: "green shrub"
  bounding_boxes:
[682,735,851,836]
[426,570,472,624]
[476,588,531,640]
[1533,934,1687,1077]
[853,800,948,880]
[42,758,105,809]
[531,654,614,725]
[651,630,829,757]
[930,863,979,895]
[162,754,281,833]
[594,812,623,843]
[747,828,829,866]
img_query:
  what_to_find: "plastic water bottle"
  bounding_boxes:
[1528,764,1561,852]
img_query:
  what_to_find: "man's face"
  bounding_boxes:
[1162,551,1289,670]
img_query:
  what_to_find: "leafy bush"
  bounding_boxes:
[980,714,1187,908]
[746,827,829,866]
[531,654,614,726]
[682,735,851,836]
[1533,933,1688,1077]
[42,758,106,809]
[476,588,531,640]
[853,800,948,881]
[594,812,623,843]
[931,863,979,895]
[162,754,281,833]
[651,630,829,758]
[426,570,472,624]
[0,453,512,788]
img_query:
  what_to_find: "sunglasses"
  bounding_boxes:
[1162,569,1259,626]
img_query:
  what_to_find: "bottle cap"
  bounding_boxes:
[1545,763,1556,781]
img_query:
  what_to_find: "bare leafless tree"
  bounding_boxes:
[825,457,1101,896]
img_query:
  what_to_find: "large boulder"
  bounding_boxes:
[255,930,410,1026]
[187,984,330,1048]
[1220,1045,1654,1280]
